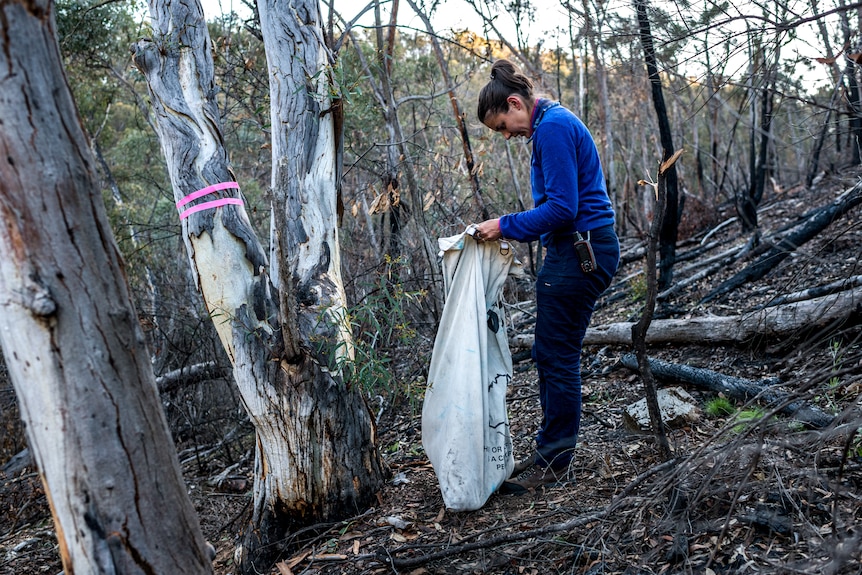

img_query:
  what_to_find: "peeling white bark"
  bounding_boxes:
[193,222,265,362]
[132,1,384,572]
[0,2,214,572]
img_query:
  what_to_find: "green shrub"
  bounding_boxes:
[733,407,768,433]
[705,396,735,418]
[329,255,427,410]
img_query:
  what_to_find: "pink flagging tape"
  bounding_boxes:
[179,198,244,220]
[176,181,240,209]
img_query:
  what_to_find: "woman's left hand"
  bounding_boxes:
[474,218,502,242]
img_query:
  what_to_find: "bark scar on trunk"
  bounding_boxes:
[21,275,56,317]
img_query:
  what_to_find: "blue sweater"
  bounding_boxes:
[499,100,615,245]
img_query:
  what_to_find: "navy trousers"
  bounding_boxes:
[533,224,619,470]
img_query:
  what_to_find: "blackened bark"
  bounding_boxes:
[619,355,834,428]
[753,82,773,208]
[740,48,776,233]
[702,181,862,303]
[631,152,681,461]
[635,0,679,291]
[848,65,862,166]
[838,3,862,166]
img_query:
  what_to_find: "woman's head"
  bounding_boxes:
[477,59,535,139]
[477,59,534,122]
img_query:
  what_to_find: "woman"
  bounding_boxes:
[473,59,620,494]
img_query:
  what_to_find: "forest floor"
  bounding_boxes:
[2,169,862,575]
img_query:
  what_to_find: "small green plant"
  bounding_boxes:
[852,427,862,458]
[705,396,735,418]
[818,338,844,412]
[327,254,426,412]
[733,407,767,433]
[629,275,647,302]
[786,420,807,432]
[829,337,843,365]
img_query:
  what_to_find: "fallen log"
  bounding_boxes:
[511,284,862,347]
[155,361,230,393]
[701,181,862,303]
[1,448,32,477]
[619,354,834,428]
[657,243,746,301]
[753,274,862,309]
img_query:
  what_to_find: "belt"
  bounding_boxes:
[549,231,588,243]
[550,224,614,242]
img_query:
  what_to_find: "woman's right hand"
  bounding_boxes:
[474,218,502,242]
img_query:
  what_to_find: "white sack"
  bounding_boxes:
[422,228,516,511]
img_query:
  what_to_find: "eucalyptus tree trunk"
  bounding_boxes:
[131,1,385,573]
[739,42,761,233]
[0,1,213,573]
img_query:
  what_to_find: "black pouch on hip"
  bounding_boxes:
[573,231,596,274]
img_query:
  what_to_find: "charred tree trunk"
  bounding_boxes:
[741,44,759,231]
[745,84,771,230]
[0,1,214,572]
[631,153,681,461]
[839,2,862,166]
[752,80,773,210]
[848,64,862,166]
[635,0,679,291]
[740,28,778,233]
[131,1,386,573]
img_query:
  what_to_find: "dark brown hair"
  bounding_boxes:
[477,59,535,123]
